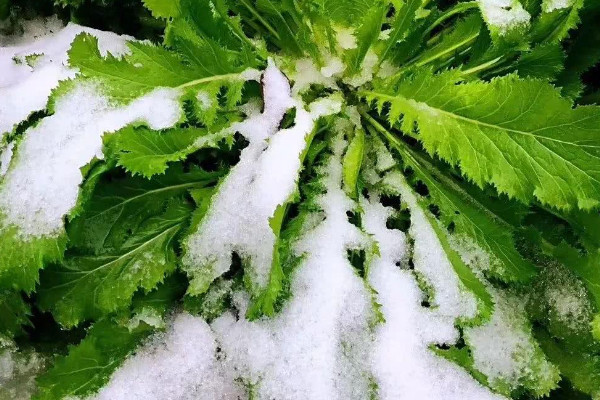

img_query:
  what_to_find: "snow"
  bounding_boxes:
[465,289,559,392]
[382,171,478,321]
[210,132,374,400]
[92,313,244,400]
[542,0,573,12]
[103,150,508,400]
[0,339,45,400]
[0,142,14,177]
[478,0,530,34]
[0,17,133,138]
[182,61,342,295]
[535,264,594,332]
[362,196,505,400]
[0,84,182,238]
[335,27,358,49]
[291,58,338,95]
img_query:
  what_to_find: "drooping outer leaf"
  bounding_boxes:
[37,201,191,327]
[362,70,600,210]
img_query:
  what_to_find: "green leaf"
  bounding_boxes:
[68,33,252,104]
[0,290,30,337]
[378,130,536,282]
[377,0,422,64]
[105,125,231,178]
[142,0,180,18]
[0,226,67,293]
[531,0,585,44]
[66,165,220,253]
[37,201,191,327]
[344,1,386,74]
[513,43,565,79]
[536,328,600,399]
[362,70,600,211]
[34,319,152,400]
[343,127,365,199]
[409,14,483,69]
[556,3,600,97]
[34,273,183,400]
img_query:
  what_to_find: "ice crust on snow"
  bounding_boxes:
[0,17,133,138]
[92,313,244,400]
[182,61,342,294]
[362,196,505,400]
[478,0,530,34]
[0,84,182,237]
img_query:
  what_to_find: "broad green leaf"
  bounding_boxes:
[68,33,252,104]
[362,70,600,211]
[66,165,220,253]
[34,319,152,400]
[343,127,365,199]
[513,43,565,79]
[37,201,191,327]
[105,125,231,178]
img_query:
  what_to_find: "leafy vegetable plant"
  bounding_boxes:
[1,0,600,398]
